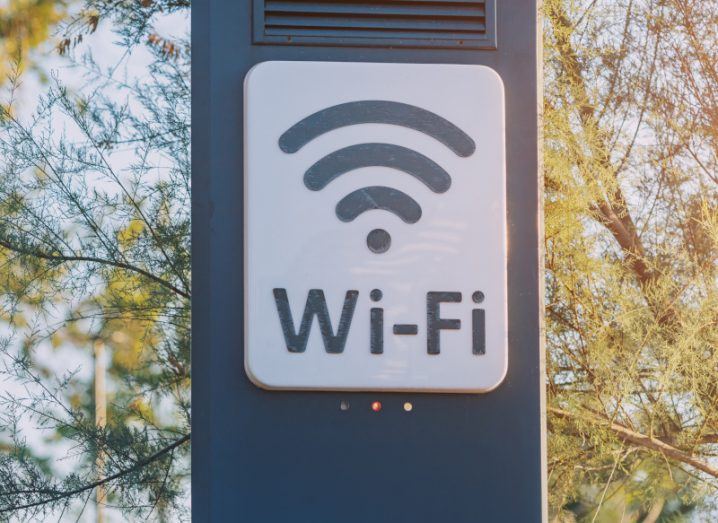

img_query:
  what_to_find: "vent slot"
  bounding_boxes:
[253,0,496,49]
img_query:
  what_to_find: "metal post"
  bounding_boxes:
[193,2,545,521]
[94,340,106,523]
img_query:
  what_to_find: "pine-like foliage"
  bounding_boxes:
[0,1,190,520]
[545,0,718,520]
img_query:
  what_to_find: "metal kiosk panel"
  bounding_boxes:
[193,1,544,521]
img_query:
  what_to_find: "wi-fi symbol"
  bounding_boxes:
[279,100,475,254]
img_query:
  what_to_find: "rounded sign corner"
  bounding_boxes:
[243,357,280,392]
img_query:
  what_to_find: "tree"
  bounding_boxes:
[0,0,65,81]
[0,0,190,520]
[545,0,718,520]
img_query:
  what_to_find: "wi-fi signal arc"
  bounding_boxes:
[304,143,451,193]
[278,100,475,254]
[336,186,422,224]
[279,100,476,157]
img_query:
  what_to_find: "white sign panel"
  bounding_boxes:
[244,61,507,393]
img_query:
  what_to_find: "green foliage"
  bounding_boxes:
[545,0,718,520]
[0,0,65,80]
[0,0,190,520]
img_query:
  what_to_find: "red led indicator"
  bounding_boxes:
[371,401,382,412]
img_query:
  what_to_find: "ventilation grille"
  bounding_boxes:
[253,0,496,49]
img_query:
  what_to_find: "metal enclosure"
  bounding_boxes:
[252,0,497,49]
[192,1,544,521]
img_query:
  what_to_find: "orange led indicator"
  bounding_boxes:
[371,401,382,412]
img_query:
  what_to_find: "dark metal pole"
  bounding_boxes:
[192,2,545,521]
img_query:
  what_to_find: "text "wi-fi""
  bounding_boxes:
[279,100,476,253]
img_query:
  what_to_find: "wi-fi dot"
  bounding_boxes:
[279,100,475,254]
[367,229,391,254]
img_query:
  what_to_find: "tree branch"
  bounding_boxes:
[0,434,190,513]
[0,238,190,299]
[549,407,718,478]
[549,1,678,327]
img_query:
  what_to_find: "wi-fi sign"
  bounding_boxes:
[244,61,508,393]
[278,101,476,253]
